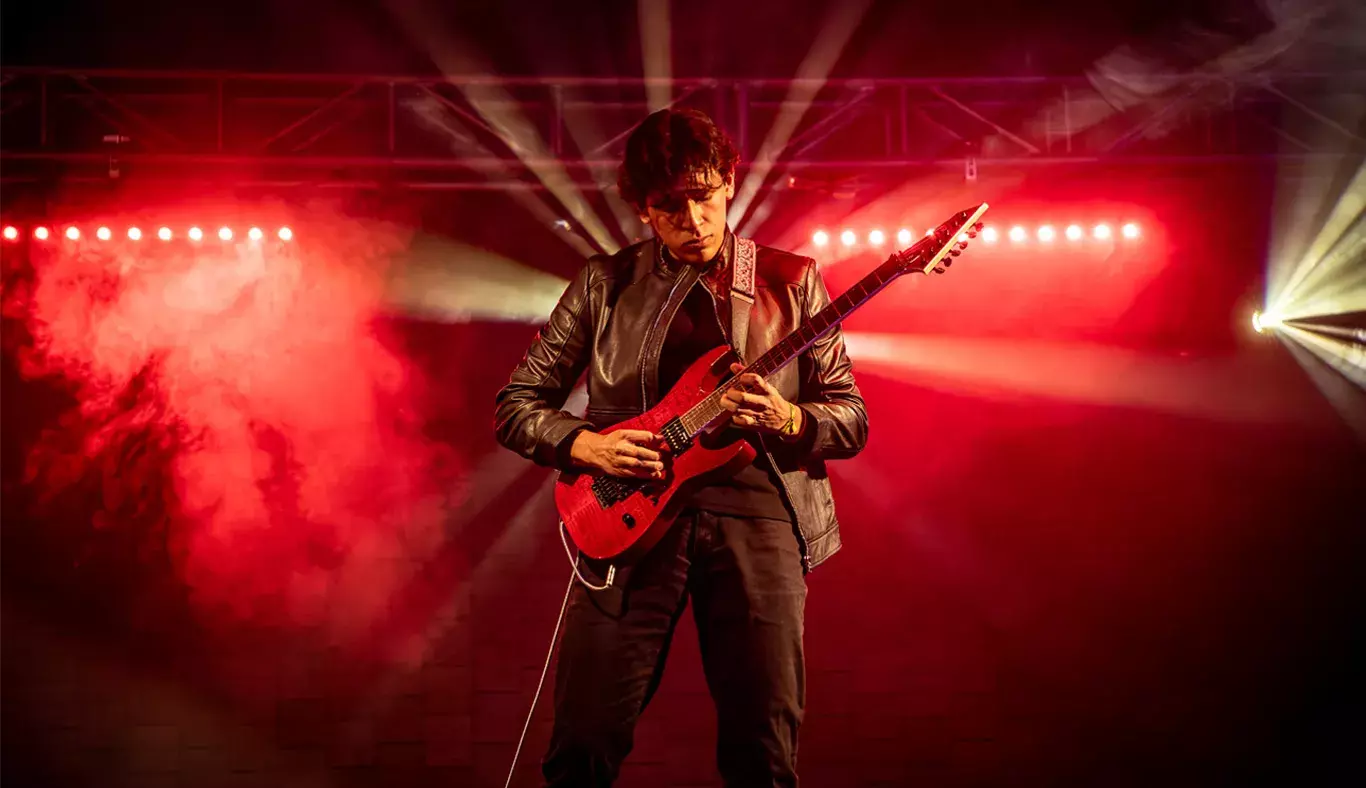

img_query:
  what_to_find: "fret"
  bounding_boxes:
[682,394,719,437]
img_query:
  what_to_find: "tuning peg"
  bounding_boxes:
[949,249,962,257]
[973,222,984,231]
[942,259,953,267]
[933,266,945,274]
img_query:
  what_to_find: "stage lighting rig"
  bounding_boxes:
[1252,311,1282,334]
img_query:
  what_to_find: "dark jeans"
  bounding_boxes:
[543,510,807,787]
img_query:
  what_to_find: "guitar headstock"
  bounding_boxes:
[890,202,990,276]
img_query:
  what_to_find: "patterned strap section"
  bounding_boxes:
[732,237,756,301]
[729,236,756,362]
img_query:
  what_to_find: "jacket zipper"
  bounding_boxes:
[640,259,693,410]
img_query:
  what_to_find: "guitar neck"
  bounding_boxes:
[675,201,984,438]
[745,258,902,380]
[678,257,902,437]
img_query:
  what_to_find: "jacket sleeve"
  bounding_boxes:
[493,261,597,471]
[792,258,869,462]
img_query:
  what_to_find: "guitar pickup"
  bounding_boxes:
[660,417,692,452]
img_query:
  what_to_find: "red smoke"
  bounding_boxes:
[9,204,457,643]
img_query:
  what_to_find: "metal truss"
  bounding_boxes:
[1,67,1362,190]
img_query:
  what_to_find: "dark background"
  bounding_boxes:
[1,0,1273,77]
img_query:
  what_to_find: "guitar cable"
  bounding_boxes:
[559,519,616,591]
[504,523,616,788]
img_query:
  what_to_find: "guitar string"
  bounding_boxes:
[677,289,866,437]
[675,235,942,435]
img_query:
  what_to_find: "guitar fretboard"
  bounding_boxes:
[674,203,984,438]
[679,254,909,436]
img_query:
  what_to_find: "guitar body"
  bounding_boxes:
[554,345,756,561]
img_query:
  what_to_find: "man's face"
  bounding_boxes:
[641,169,734,265]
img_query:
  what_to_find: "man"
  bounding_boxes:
[494,107,867,787]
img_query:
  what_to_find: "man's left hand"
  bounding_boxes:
[721,363,803,438]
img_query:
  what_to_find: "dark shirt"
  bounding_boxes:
[657,244,792,522]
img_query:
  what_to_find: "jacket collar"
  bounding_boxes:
[653,230,734,292]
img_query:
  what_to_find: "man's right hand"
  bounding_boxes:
[569,430,667,479]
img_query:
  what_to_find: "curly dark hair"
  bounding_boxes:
[617,108,740,212]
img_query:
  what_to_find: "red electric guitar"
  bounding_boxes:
[555,203,990,561]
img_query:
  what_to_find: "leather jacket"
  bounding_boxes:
[493,236,868,572]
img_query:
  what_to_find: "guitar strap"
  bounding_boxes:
[730,236,757,362]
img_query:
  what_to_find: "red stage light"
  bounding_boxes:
[277,227,293,241]
[1122,222,1141,239]
[812,230,829,247]
[127,227,142,241]
[1008,226,1026,243]
[34,226,50,240]
[188,226,204,242]
[868,229,885,247]
[158,227,173,241]
[218,227,233,241]
[1037,225,1056,242]
[1093,223,1112,240]
[896,228,912,246]
[65,226,81,240]
[97,226,112,241]
[1065,224,1083,241]
[840,229,856,247]
[2,226,17,241]
[248,227,264,241]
